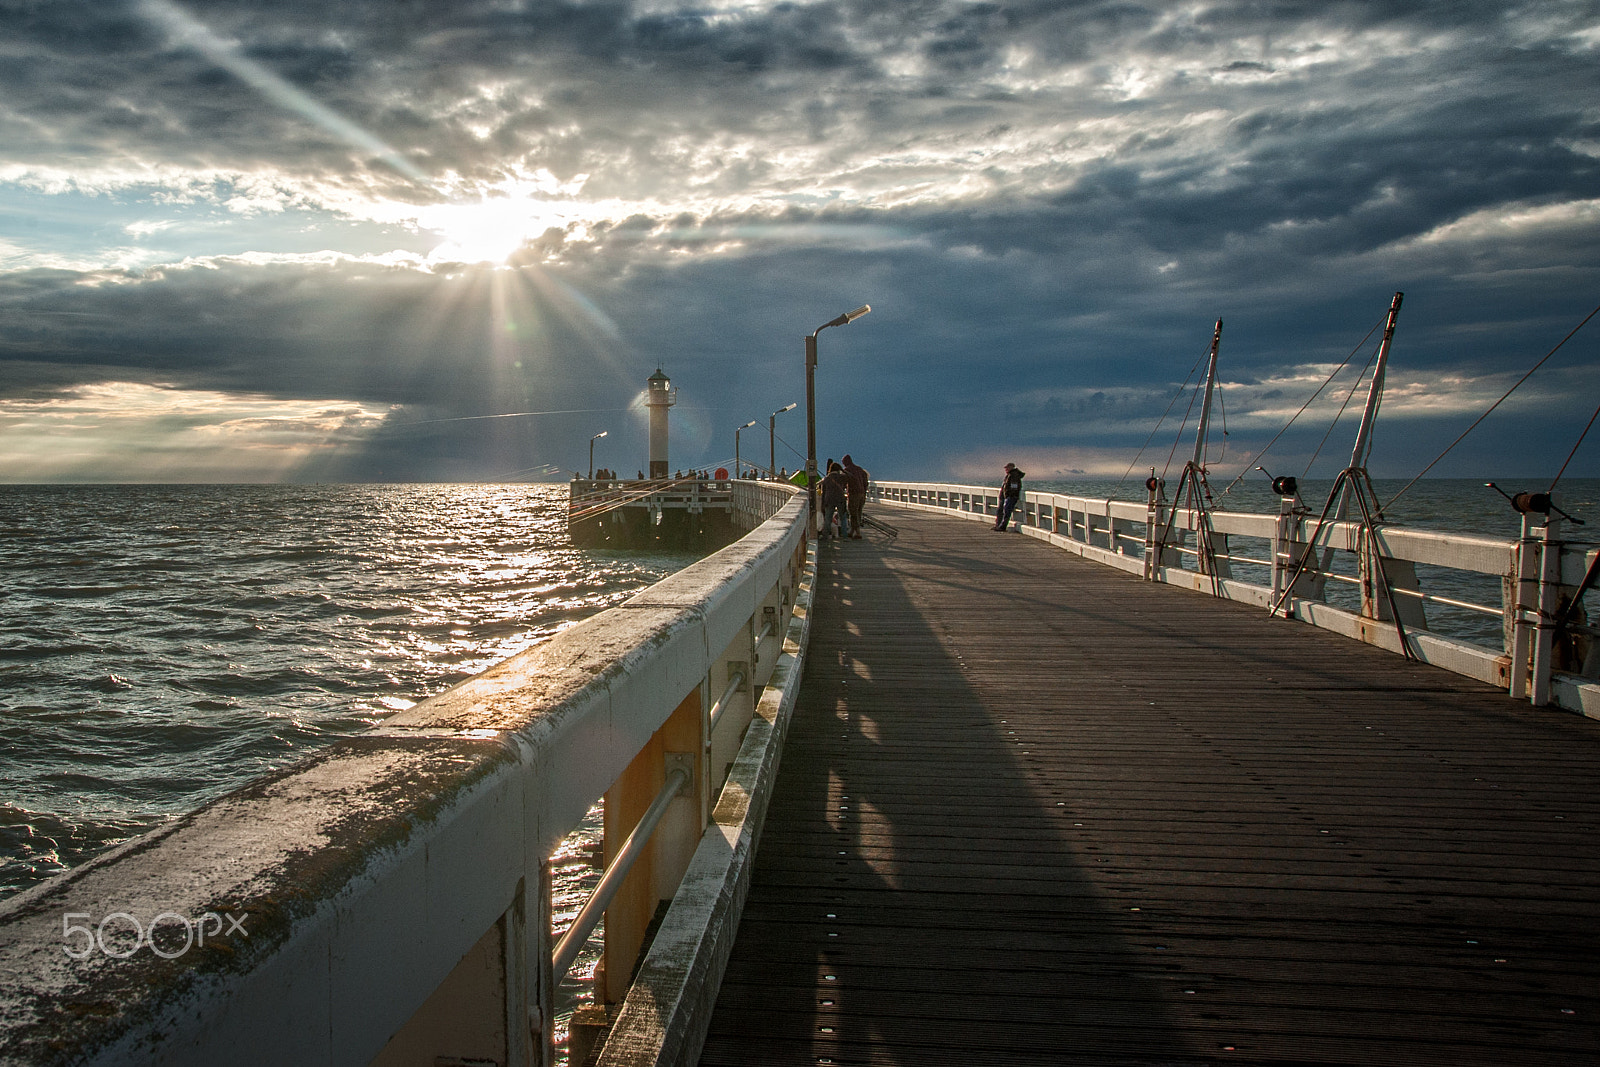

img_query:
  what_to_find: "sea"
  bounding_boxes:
[0,476,1595,1049]
[0,482,699,1053]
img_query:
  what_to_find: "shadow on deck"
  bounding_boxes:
[699,507,1600,1066]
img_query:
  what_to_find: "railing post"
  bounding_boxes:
[1531,517,1564,706]
[1509,513,1540,700]
[1358,525,1427,628]
[1271,495,1292,606]
[1359,524,1380,619]
[598,686,705,1007]
[1144,484,1166,581]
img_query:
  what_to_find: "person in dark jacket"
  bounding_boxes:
[819,462,851,539]
[993,462,1025,531]
[841,454,869,539]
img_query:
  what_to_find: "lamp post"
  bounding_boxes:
[588,430,607,479]
[805,304,871,535]
[769,402,796,480]
[735,420,757,479]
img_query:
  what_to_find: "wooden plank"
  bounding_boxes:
[698,508,1600,1065]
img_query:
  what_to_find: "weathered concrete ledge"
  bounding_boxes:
[0,487,808,1067]
[0,735,523,1067]
[595,544,816,1067]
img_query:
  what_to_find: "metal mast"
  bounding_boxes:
[1350,292,1404,472]
[1335,291,1403,519]
[1191,319,1224,470]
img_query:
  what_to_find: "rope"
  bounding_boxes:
[1385,297,1600,509]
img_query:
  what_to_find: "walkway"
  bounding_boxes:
[698,506,1600,1065]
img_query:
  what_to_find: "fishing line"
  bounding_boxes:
[1216,311,1386,499]
[1162,371,1205,483]
[1386,297,1600,509]
[773,430,806,464]
[489,462,565,481]
[408,407,629,425]
[1301,340,1382,477]
[1213,387,1228,469]
[1115,344,1209,492]
[1549,396,1600,492]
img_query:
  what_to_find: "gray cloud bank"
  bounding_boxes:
[2,1,1598,481]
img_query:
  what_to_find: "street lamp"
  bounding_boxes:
[769,402,797,480]
[805,304,871,535]
[735,420,757,479]
[588,430,607,479]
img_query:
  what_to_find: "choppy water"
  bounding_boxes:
[0,483,696,900]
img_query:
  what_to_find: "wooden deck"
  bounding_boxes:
[698,506,1600,1066]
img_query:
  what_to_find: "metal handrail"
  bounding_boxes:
[1214,553,1275,568]
[1389,585,1501,616]
[875,478,1600,715]
[552,766,690,981]
[706,671,746,733]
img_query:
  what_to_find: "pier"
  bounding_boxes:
[700,504,1600,1065]
[2,478,1598,1065]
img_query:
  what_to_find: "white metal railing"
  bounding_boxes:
[0,481,814,1067]
[872,480,1599,719]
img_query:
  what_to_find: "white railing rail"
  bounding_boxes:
[872,480,1599,719]
[0,481,813,1067]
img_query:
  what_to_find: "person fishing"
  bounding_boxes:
[819,461,852,540]
[993,462,1025,531]
[841,454,869,539]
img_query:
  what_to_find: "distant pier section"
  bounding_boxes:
[568,475,745,548]
[569,367,791,548]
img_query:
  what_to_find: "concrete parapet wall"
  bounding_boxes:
[595,544,816,1067]
[0,485,810,1066]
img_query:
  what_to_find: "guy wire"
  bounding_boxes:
[1385,297,1600,509]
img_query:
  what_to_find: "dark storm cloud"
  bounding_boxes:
[4,1,1600,480]
[0,256,636,409]
[1,2,1577,189]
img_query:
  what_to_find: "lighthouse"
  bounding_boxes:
[645,368,676,478]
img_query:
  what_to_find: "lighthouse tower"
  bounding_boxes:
[645,368,676,478]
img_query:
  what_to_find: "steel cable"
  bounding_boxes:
[1302,342,1382,478]
[1217,312,1385,499]
[1385,297,1600,509]
[1549,394,1600,492]
[1115,344,1209,493]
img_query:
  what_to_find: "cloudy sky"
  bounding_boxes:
[2,0,1598,485]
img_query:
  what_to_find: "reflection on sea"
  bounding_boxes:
[0,483,696,899]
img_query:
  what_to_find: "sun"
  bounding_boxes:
[420,196,565,265]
